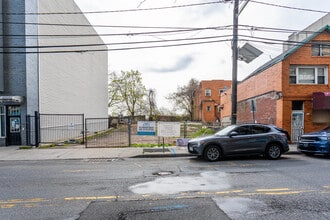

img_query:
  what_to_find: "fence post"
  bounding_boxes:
[128,117,131,147]
[81,114,85,145]
[184,120,187,138]
[34,111,40,148]
[84,118,87,148]
[26,115,30,145]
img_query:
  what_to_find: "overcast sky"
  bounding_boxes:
[74,0,330,110]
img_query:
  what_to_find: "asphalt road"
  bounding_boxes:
[0,154,329,219]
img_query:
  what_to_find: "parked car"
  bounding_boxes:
[270,125,291,141]
[187,124,289,162]
[297,126,330,156]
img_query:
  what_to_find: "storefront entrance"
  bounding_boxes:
[6,106,21,145]
[291,111,304,142]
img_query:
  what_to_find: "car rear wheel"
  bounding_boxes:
[204,145,221,162]
[265,144,282,160]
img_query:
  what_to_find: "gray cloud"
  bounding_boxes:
[148,55,194,73]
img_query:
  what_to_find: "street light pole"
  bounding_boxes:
[231,0,239,124]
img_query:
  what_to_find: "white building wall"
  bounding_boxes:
[25,0,39,115]
[38,0,108,118]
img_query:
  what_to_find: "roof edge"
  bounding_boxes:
[242,25,330,81]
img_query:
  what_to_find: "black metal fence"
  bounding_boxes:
[84,120,203,148]
[27,112,204,148]
[26,112,84,146]
[85,117,130,148]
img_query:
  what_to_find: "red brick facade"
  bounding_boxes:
[219,29,330,141]
[193,80,232,124]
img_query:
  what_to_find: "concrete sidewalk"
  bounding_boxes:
[0,144,298,161]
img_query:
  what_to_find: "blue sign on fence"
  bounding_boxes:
[137,121,156,136]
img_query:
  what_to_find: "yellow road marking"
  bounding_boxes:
[215,190,244,195]
[1,204,16,209]
[256,188,290,192]
[0,198,49,204]
[1,186,329,210]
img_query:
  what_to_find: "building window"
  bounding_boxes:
[0,106,5,137]
[8,106,20,116]
[206,106,211,112]
[292,101,304,110]
[205,89,211,97]
[289,66,328,84]
[312,42,330,56]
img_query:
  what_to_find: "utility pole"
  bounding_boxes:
[231,0,239,124]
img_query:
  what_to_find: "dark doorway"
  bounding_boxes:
[6,106,21,145]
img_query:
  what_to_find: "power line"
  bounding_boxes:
[1,24,320,38]
[1,34,233,49]
[2,38,233,54]
[0,33,322,54]
[3,21,199,30]
[2,1,226,15]
[250,0,329,14]
[1,21,311,35]
[1,26,230,38]
[2,0,327,16]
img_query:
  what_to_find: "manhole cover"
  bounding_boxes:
[152,171,174,176]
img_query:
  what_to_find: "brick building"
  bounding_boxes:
[193,80,232,124]
[220,24,330,142]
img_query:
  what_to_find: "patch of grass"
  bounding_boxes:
[190,127,216,138]
[19,146,33,150]
[38,144,56,149]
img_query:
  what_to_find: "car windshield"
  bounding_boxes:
[215,125,236,136]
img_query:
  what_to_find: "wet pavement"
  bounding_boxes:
[0,144,298,161]
[78,197,230,220]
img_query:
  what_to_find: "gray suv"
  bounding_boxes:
[188,124,289,162]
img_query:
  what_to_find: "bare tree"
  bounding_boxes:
[147,89,157,120]
[166,78,199,120]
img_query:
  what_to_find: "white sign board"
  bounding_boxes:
[157,122,180,137]
[137,121,156,136]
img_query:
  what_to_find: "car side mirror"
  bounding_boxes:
[229,131,238,137]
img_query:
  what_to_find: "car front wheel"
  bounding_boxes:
[265,144,282,160]
[204,145,221,162]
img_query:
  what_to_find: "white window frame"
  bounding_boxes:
[312,42,330,56]
[205,89,211,97]
[206,106,211,112]
[289,65,328,85]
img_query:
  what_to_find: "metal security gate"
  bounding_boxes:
[85,117,130,148]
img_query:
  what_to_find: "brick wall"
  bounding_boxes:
[219,30,330,136]
[237,92,277,124]
[194,80,231,123]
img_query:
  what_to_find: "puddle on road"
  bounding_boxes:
[129,171,230,194]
